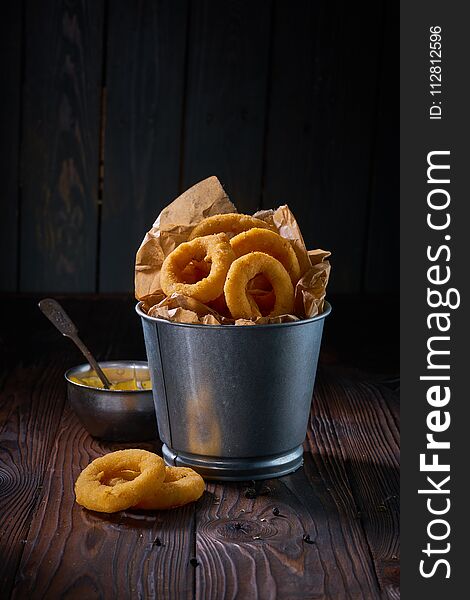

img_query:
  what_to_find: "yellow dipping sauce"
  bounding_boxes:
[69,366,152,391]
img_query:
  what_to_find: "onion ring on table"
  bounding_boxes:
[230,228,301,285]
[160,233,235,303]
[134,467,205,510]
[188,213,274,240]
[224,252,295,319]
[74,449,165,513]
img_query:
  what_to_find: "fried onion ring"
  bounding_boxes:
[250,289,276,315]
[188,213,273,240]
[160,233,235,302]
[74,449,165,513]
[245,275,276,315]
[230,228,301,285]
[133,467,205,510]
[224,252,295,319]
[180,259,211,284]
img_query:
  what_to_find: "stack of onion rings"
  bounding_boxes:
[160,233,235,303]
[74,449,166,513]
[188,213,274,240]
[224,252,295,319]
[230,228,301,284]
[154,212,308,321]
[75,449,205,513]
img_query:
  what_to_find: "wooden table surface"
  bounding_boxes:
[0,295,399,600]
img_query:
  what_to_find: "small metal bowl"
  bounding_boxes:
[65,360,157,442]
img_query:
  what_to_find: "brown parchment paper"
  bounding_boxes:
[135,176,236,301]
[135,176,331,325]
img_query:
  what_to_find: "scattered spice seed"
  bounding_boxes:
[232,522,247,534]
[302,534,315,545]
[190,558,199,567]
[252,535,261,540]
[260,518,266,522]
[272,507,280,516]
[245,488,257,499]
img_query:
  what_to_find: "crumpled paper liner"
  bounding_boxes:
[136,176,235,299]
[135,176,330,325]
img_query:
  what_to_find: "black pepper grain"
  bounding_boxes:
[245,487,257,499]
[302,534,315,545]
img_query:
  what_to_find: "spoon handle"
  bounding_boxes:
[38,298,112,389]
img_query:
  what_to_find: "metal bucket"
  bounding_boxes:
[136,302,331,481]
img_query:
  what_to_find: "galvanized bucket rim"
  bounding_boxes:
[136,300,331,330]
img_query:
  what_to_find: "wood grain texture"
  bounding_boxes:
[1,296,399,599]
[100,0,189,292]
[19,0,104,292]
[3,1,397,296]
[0,361,67,596]
[182,0,272,213]
[0,296,146,596]
[0,2,22,291]
[364,1,399,292]
[262,0,383,293]
[11,405,194,600]
[195,453,381,599]
[308,369,400,599]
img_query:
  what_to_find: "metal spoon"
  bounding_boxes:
[38,298,112,389]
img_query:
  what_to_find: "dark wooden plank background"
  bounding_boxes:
[364,0,399,293]
[263,0,383,293]
[0,3,23,291]
[19,0,104,293]
[100,0,189,292]
[182,0,271,215]
[0,0,397,295]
